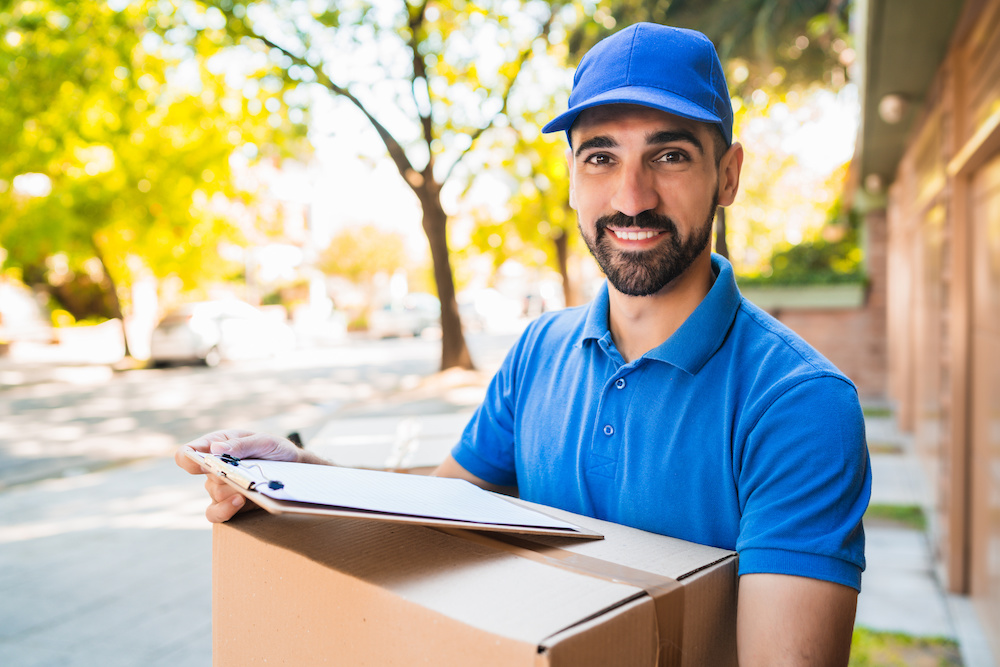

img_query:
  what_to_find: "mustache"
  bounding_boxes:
[595,211,678,234]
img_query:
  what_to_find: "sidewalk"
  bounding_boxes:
[857,409,997,666]
[0,374,997,666]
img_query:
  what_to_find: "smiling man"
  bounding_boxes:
[178,22,870,667]
[440,24,871,666]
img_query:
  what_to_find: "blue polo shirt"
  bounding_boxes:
[452,254,870,591]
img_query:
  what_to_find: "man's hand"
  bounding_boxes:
[737,573,857,666]
[175,429,329,523]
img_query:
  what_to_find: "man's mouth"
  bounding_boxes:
[608,229,666,241]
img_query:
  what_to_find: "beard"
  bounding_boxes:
[579,194,718,297]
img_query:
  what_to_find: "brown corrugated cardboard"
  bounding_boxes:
[213,499,738,666]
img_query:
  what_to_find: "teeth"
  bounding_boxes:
[613,230,660,240]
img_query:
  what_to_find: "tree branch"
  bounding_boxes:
[406,0,435,178]
[225,10,421,191]
[441,11,555,185]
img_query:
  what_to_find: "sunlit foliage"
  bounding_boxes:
[165,0,563,369]
[0,0,306,331]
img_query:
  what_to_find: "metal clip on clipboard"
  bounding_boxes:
[201,453,285,491]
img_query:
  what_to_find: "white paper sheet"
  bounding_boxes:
[199,454,582,531]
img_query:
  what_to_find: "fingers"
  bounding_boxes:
[204,474,237,504]
[174,428,302,523]
[175,429,297,477]
[206,495,245,523]
[175,446,206,475]
[207,432,300,462]
[183,429,257,454]
[176,430,255,475]
[204,477,247,523]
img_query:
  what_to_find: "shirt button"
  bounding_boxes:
[603,425,614,436]
[615,378,626,390]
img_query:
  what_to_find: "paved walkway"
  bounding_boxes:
[0,369,997,665]
[856,412,997,666]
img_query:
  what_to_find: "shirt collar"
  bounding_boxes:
[578,254,742,374]
[581,282,611,343]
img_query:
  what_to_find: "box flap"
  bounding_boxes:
[449,528,693,666]
[505,498,735,579]
[539,597,659,667]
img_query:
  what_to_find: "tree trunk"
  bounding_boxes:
[95,252,133,359]
[714,207,729,259]
[418,189,474,371]
[552,227,578,307]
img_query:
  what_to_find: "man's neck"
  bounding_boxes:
[607,252,715,363]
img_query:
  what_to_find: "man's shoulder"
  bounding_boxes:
[726,295,855,390]
[724,298,866,472]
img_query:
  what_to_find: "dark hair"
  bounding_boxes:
[710,126,729,167]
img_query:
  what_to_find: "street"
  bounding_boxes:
[0,331,517,667]
[0,333,516,491]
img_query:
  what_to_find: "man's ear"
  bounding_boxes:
[566,147,578,210]
[717,142,744,207]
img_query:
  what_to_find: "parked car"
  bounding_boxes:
[149,300,296,367]
[367,293,440,339]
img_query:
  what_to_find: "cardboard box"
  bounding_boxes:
[213,500,738,666]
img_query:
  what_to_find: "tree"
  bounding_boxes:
[0,0,306,354]
[169,0,559,370]
[318,225,409,285]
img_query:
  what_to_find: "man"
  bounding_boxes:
[178,22,870,666]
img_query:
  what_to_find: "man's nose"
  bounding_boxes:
[609,163,658,217]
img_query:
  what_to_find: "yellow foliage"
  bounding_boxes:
[51,309,75,327]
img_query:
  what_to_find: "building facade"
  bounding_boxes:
[855,0,1000,652]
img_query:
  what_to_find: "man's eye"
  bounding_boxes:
[584,153,612,165]
[657,151,688,163]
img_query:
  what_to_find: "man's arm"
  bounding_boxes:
[433,454,518,496]
[733,378,868,665]
[737,573,857,667]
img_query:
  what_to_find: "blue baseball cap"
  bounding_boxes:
[542,23,733,146]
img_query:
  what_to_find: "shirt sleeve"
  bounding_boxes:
[450,339,522,488]
[734,375,871,591]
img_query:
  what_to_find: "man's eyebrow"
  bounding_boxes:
[647,130,704,154]
[574,130,704,157]
[574,135,617,158]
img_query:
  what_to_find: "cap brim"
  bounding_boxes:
[541,85,723,135]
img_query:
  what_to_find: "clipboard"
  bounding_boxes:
[186,450,603,539]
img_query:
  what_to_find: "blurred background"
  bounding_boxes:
[0,0,863,370]
[1,0,998,665]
